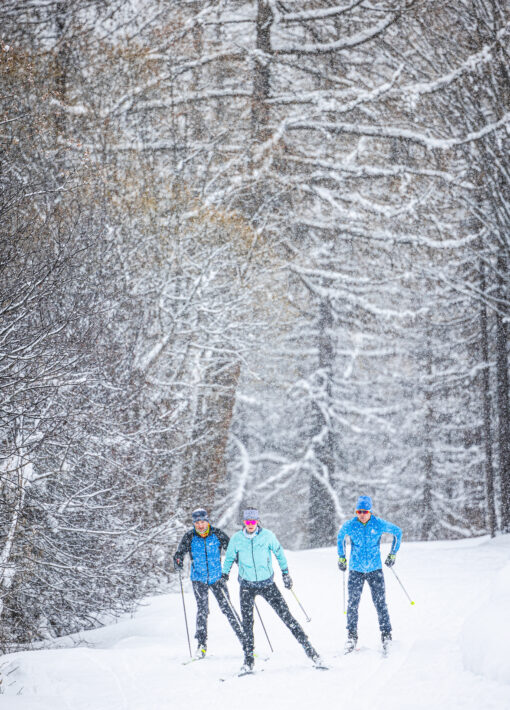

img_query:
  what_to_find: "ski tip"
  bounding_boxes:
[410,601,415,605]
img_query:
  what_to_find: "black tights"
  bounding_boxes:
[240,581,314,659]
[192,580,245,648]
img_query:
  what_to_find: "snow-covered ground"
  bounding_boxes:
[2,535,510,709]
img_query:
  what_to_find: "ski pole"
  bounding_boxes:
[390,567,415,605]
[219,582,244,629]
[178,570,193,657]
[290,588,311,622]
[254,601,274,653]
[342,570,346,615]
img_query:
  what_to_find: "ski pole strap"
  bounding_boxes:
[390,567,415,605]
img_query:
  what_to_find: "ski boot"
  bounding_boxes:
[194,643,207,659]
[303,641,328,670]
[239,655,255,675]
[344,630,358,654]
[381,631,392,656]
[310,652,328,670]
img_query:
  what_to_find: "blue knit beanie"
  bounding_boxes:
[356,495,372,511]
[191,508,209,523]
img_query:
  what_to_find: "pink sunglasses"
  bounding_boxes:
[244,520,258,526]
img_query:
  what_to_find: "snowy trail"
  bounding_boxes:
[1,535,510,709]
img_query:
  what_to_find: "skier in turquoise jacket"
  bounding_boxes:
[223,507,322,674]
[337,495,402,653]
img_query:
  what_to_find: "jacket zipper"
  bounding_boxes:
[362,520,368,568]
[250,539,258,581]
[204,537,210,583]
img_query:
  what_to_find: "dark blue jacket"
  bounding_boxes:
[337,515,402,573]
[174,526,229,584]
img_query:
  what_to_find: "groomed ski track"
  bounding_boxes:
[2,536,510,709]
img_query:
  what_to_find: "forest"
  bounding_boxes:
[1,0,509,650]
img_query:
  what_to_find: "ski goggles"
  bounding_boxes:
[356,510,370,515]
[244,520,258,526]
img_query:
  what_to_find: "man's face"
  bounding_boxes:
[194,519,209,533]
[244,519,258,533]
[356,509,371,523]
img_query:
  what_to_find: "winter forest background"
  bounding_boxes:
[1,0,509,652]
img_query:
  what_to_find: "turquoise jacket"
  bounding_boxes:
[223,527,288,583]
[337,515,402,573]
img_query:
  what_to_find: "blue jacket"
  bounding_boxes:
[337,515,402,573]
[174,526,229,584]
[223,527,288,584]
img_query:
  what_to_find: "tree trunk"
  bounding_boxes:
[495,260,510,532]
[178,361,241,513]
[479,262,497,536]
[191,0,204,141]
[421,338,434,539]
[309,297,337,547]
[0,420,29,622]
[55,4,70,137]
[252,0,273,141]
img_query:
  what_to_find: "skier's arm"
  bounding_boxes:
[337,523,349,558]
[173,530,192,569]
[216,528,230,551]
[222,536,238,576]
[269,532,289,573]
[380,520,402,554]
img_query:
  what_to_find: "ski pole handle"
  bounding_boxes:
[290,588,311,622]
[390,567,415,605]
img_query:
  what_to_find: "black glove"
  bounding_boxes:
[338,556,347,572]
[221,572,229,584]
[173,555,183,572]
[282,572,293,589]
[384,554,396,568]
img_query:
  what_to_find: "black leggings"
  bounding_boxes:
[240,581,313,658]
[192,580,245,648]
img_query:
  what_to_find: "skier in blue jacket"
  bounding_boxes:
[173,508,245,658]
[223,507,322,673]
[337,495,402,653]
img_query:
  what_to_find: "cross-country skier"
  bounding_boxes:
[337,495,402,654]
[173,508,245,658]
[222,507,322,674]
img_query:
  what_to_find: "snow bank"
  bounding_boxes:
[460,560,510,685]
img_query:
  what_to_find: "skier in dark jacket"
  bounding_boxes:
[223,507,323,673]
[173,508,245,658]
[337,495,402,653]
